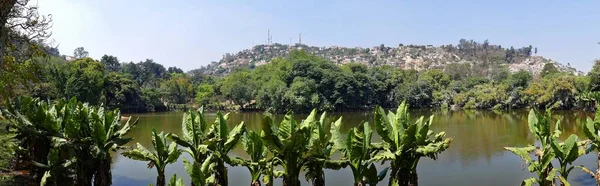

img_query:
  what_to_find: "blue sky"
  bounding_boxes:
[38,0,600,72]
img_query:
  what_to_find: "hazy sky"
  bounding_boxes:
[37,0,600,72]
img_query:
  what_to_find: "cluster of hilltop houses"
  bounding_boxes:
[202,43,580,76]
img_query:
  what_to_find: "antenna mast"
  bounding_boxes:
[267,29,271,45]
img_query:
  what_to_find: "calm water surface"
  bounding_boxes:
[110,109,598,186]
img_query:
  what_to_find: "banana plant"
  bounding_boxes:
[303,110,337,186]
[504,109,561,186]
[34,148,76,186]
[260,111,312,186]
[1,97,68,183]
[183,154,217,186]
[205,112,246,186]
[2,97,138,186]
[550,134,586,185]
[580,105,600,185]
[123,128,181,186]
[53,103,137,186]
[88,106,138,186]
[230,130,270,186]
[262,156,283,186]
[168,107,212,186]
[372,102,452,186]
[330,118,389,186]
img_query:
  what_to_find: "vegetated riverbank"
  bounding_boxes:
[195,50,600,114]
[7,40,600,116]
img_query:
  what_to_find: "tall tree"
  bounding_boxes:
[167,66,183,74]
[65,58,105,105]
[100,54,120,72]
[161,73,194,104]
[589,60,600,92]
[0,0,52,69]
[73,47,88,59]
[540,63,559,78]
[0,0,52,100]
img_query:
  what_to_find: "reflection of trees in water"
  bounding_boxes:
[426,109,533,167]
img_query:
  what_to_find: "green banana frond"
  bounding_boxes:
[364,164,389,186]
[123,128,181,174]
[521,177,538,186]
[122,142,156,163]
[167,174,185,186]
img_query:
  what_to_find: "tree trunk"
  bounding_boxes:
[75,165,94,186]
[283,160,300,186]
[251,180,261,186]
[388,162,398,186]
[397,168,418,186]
[31,138,50,185]
[311,169,325,186]
[93,158,113,186]
[0,0,17,71]
[541,163,553,186]
[354,181,366,186]
[282,174,300,186]
[215,160,228,186]
[389,163,418,186]
[156,171,166,186]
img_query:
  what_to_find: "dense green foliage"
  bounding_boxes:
[208,50,596,113]
[12,52,202,113]
[3,43,597,114]
[0,97,137,186]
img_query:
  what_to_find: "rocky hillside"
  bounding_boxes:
[199,41,581,76]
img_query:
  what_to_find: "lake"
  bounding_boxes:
[110,109,598,186]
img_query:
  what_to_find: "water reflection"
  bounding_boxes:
[112,109,596,186]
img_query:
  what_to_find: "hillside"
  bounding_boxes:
[198,40,581,76]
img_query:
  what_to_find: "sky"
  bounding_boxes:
[37,0,600,72]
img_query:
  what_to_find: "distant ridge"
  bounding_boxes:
[197,40,581,76]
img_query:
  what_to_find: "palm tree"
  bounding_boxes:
[122,128,181,186]
[372,102,452,186]
[330,119,388,186]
